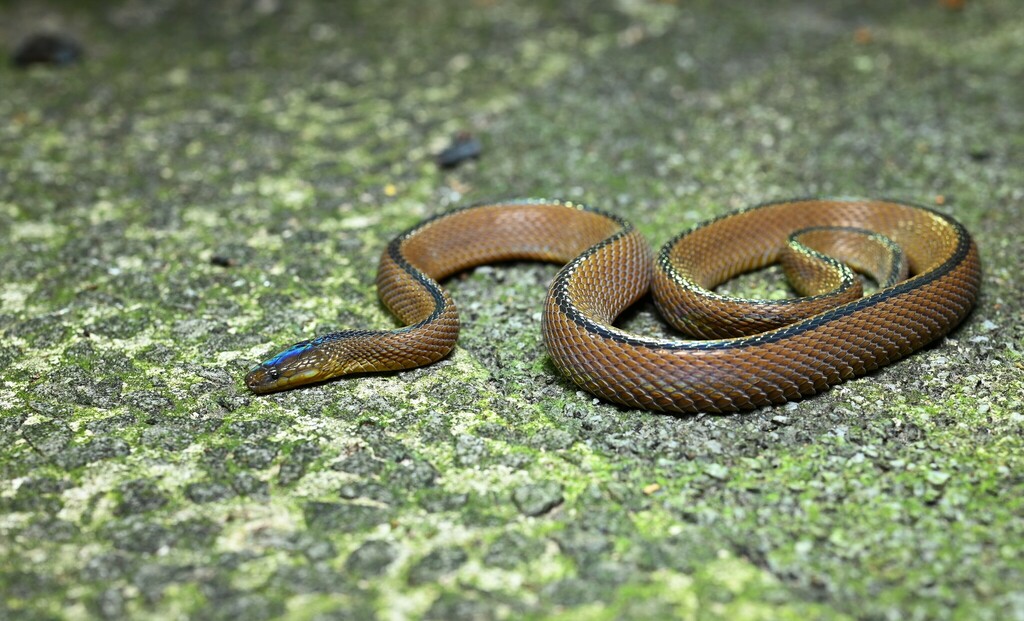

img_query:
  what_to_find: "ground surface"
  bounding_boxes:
[1,1,1022,620]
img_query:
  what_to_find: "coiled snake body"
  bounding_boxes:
[246,198,981,413]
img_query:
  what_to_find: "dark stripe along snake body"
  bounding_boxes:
[245,198,981,413]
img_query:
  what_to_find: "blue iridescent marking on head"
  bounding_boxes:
[263,340,313,367]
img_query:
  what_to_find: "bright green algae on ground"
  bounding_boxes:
[1,1,1023,620]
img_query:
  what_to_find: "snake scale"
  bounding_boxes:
[245,198,981,413]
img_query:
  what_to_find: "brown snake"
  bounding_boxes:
[245,198,981,413]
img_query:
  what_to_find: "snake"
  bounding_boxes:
[245,198,981,413]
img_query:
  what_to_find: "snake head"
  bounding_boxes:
[245,339,326,393]
[246,331,376,394]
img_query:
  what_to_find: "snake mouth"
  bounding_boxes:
[245,365,321,394]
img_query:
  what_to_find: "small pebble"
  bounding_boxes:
[436,132,482,169]
[13,33,83,68]
[968,148,992,162]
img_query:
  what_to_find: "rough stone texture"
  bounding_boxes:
[2,1,1022,619]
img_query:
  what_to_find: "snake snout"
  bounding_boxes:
[246,362,326,394]
[244,365,281,394]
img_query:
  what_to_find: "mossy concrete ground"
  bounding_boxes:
[2,1,1022,619]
